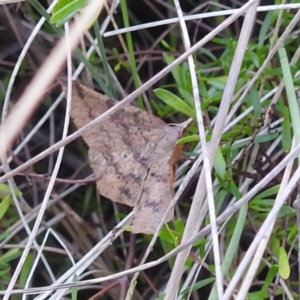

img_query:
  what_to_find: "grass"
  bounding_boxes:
[0,0,300,299]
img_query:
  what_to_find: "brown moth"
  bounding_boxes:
[60,80,192,234]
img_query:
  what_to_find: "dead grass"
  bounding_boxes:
[1,0,300,299]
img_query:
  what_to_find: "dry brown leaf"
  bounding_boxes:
[60,80,192,234]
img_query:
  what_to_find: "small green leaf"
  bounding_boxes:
[231,139,248,150]
[154,88,195,117]
[163,54,182,87]
[206,77,227,90]
[180,278,215,295]
[199,47,217,60]
[270,238,280,257]
[282,106,292,152]
[158,225,179,245]
[114,63,121,72]
[254,131,279,144]
[72,274,79,300]
[182,151,200,157]
[0,231,11,242]
[278,246,290,279]
[0,183,22,196]
[247,48,260,68]
[259,11,273,46]
[287,223,297,241]
[178,88,195,107]
[161,39,172,51]
[52,0,73,14]
[249,88,261,117]
[247,292,267,300]
[0,195,11,219]
[115,212,126,219]
[229,180,242,199]
[215,189,228,214]
[0,248,20,264]
[192,237,206,249]
[174,219,185,233]
[213,147,226,177]
[177,134,199,144]
[51,0,87,26]
[0,266,10,277]
[252,186,279,201]
[122,225,133,232]
[277,205,294,218]
[19,253,33,286]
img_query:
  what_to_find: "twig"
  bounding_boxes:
[119,234,136,300]
[15,172,96,184]
[88,281,119,300]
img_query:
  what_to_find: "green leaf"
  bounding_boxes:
[180,278,215,295]
[174,218,185,233]
[282,106,292,152]
[178,88,195,107]
[154,88,195,117]
[51,0,87,26]
[287,223,297,241]
[158,224,179,245]
[213,147,226,177]
[254,131,279,144]
[0,183,22,196]
[0,266,10,277]
[206,77,227,90]
[270,238,280,257]
[185,235,206,248]
[182,151,200,157]
[161,39,172,51]
[122,225,133,232]
[231,139,249,150]
[229,180,242,199]
[252,186,279,200]
[19,253,33,286]
[247,291,268,300]
[0,248,20,264]
[247,48,260,68]
[52,0,73,14]
[71,274,79,300]
[198,80,208,99]
[0,231,11,242]
[215,189,228,214]
[75,50,114,97]
[261,265,278,292]
[199,47,217,60]
[177,134,199,144]
[0,195,11,219]
[278,246,290,279]
[277,205,294,218]
[249,88,261,117]
[163,54,182,87]
[259,11,273,46]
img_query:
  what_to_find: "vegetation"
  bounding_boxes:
[0,0,300,299]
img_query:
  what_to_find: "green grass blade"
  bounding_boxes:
[278,46,300,161]
[154,88,195,117]
[93,21,116,98]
